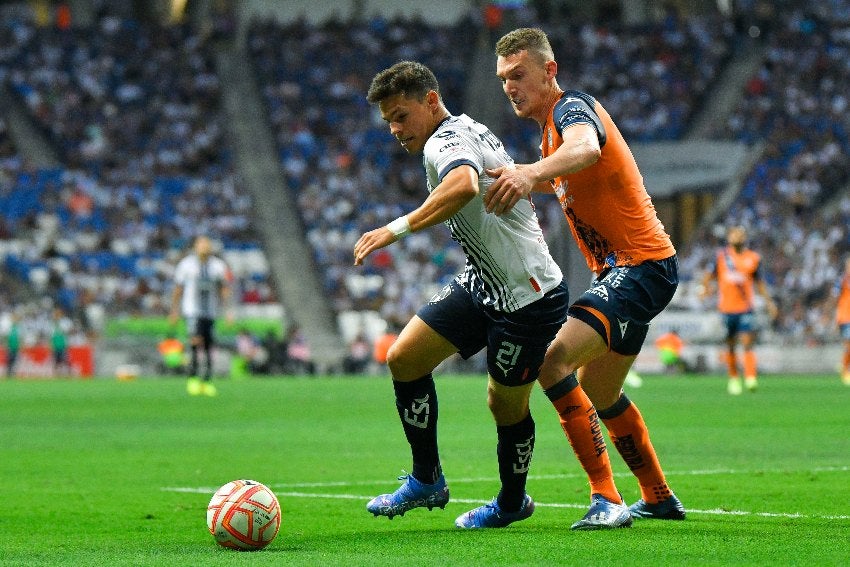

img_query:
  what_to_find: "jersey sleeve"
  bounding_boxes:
[215,257,234,283]
[424,129,482,183]
[552,91,607,147]
[173,259,188,285]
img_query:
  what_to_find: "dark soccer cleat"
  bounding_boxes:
[367,474,449,519]
[454,494,534,528]
[628,494,686,520]
[570,494,633,530]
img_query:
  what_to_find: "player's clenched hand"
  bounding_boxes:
[484,164,534,216]
[354,227,396,266]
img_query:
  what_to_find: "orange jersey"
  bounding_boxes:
[542,91,675,274]
[158,338,184,356]
[713,247,761,314]
[654,331,683,355]
[837,272,850,325]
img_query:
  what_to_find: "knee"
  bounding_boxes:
[385,342,406,376]
[487,391,529,426]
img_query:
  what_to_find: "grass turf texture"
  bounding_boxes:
[0,374,847,566]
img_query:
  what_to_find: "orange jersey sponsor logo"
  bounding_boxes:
[543,97,675,274]
[715,247,760,314]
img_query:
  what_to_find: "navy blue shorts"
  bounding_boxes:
[186,316,215,346]
[723,311,756,339]
[417,279,570,386]
[840,323,850,341]
[569,256,678,356]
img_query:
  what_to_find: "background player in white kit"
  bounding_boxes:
[354,61,631,529]
[169,235,233,396]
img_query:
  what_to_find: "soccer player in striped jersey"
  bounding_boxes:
[834,257,850,385]
[355,61,631,529]
[486,27,685,521]
[169,236,233,396]
[700,226,778,394]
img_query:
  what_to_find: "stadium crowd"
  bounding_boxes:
[496,6,735,164]
[680,1,850,344]
[0,10,276,334]
[247,8,736,337]
[248,14,473,330]
[2,0,849,365]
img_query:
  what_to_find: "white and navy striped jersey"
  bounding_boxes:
[422,114,563,312]
[173,254,230,319]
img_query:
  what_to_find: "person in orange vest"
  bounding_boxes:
[158,333,185,375]
[654,329,685,373]
[834,257,850,385]
[700,226,777,395]
[372,328,399,368]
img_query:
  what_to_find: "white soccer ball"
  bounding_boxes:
[207,479,281,550]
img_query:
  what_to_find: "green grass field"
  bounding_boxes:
[1,373,848,566]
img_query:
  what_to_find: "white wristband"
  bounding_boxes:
[386,215,411,239]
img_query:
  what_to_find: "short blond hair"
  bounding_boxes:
[495,28,554,64]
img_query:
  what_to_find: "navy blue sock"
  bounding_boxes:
[189,345,198,377]
[203,343,212,380]
[496,412,535,512]
[393,375,441,484]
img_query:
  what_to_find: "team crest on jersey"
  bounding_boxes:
[434,130,458,140]
[429,284,453,304]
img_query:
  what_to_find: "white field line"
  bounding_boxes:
[163,465,850,521]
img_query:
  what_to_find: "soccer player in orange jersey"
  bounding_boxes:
[485,28,685,521]
[835,257,850,385]
[700,226,778,395]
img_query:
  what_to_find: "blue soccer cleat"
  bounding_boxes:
[367,473,449,519]
[628,494,686,520]
[454,494,534,528]
[570,494,633,530]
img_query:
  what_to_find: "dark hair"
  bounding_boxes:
[366,61,440,104]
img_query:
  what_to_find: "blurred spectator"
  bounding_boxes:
[342,332,371,374]
[233,326,269,377]
[285,324,314,375]
[372,327,399,369]
[261,329,287,375]
[3,312,21,378]
[157,332,185,375]
[654,329,686,374]
[50,307,70,376]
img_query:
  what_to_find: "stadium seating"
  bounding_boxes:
[247,12,734,339]
[680,1,850,343]
[0,13,276,325]
[2,2,848,359]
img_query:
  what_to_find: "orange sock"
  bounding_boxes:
[599,394,671,504]
[842,349,850,372]
[743,350,757,379]
[725,351,739,378]
[544,375,621,504]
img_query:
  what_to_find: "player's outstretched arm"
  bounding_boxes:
[169,284,183,325]
[756,279,778,321]
[484,123,600,216]
[483,163,552,214]
[354,165,478,266]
